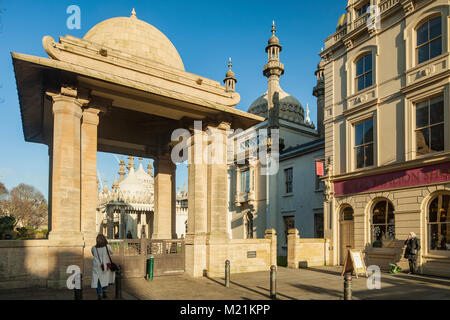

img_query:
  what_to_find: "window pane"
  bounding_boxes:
[416,102,429,128]
[430,38,442,60]
[441,196,449,223]
[429,197,439,222]
[372,225,386,243]
[365,144,374,167]
[373,201,387,224]
[429,223,450,251]
[363,119,374,143]
[430,124,444,152]
[387,224,395,240]
[429,16,442,39]
[356,146,364,168]
[417,23,428,46]
[357,75,365,91]
[365,54,372,72]
[355,122,364,146]
[430,96,444,124]
[343,207,354,221]
[356,58,364,76]
[365,71,373,88]
[418,44,429,64]
[416,128,430,155]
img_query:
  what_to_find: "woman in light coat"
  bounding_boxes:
[91,234,115,300]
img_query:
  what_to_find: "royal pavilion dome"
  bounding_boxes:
[83,9,185,71]
[248,88,307,126]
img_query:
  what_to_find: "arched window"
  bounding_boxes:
[371,200,395,247]
[428,194,450,252]
[417,16,442,64]
[342,207,354,221]
[355,53,373,91]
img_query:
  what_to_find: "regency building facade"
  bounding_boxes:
[320,0,450,276]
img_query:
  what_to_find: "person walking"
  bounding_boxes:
[91,234,116,300]
[404,232,421,274]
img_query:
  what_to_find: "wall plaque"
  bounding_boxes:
[247,251,257,258]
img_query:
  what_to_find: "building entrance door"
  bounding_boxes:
[340,207,354,265]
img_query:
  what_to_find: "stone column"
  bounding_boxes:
[207,122,231,240]
[204,123,231,274]
[107,207,114,239]
[265,228,277,267]
[153,154,175,239]
[287,228,299,269]
[47,91,84,288]
[185,129,208,277]
[49,94,83,239]
[81,108,100,239]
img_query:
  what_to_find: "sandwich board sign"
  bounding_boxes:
[341,249,368,278]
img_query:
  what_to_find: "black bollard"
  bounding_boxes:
[344,273,352,300]
[115,266,122,300]
[225,260,230,288]
[74,273,83,300]
[270,265,277,300]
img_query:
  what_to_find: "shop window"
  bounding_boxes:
[371,200,395,247]
[355,53,373,91]
[428,194,450,252]
[284,167,293,194]
[417,16,442,64]
[354,118,374,169]
[416,95,444,155]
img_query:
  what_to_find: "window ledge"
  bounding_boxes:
[409,52,448,73]
[283,193,294,198]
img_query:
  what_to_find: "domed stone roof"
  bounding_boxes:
[248,88,306,125]
[83,11,185,70]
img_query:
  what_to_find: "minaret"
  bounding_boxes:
[118,157,126,182]
[223,58,237,93]
[263,21,284,127]
[126,156,135,173]
[313,59,325,138]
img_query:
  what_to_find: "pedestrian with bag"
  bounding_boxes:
[91,234,117,300]
[404,232,421,274]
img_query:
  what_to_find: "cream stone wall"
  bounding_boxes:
[320,0,450,276]
[206,229,277,277]
[0,241,49,289]
[287,229,330,269]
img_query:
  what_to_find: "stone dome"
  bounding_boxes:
[248,89,306,125]
[83,12,185,70]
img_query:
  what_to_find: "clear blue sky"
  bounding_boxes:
[0,0,346,197]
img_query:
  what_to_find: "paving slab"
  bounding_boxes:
[124,266,450,300]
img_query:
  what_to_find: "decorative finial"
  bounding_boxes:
[228,57,232,70]
[271,20,276,35]
[305,104,311,124]
[131,8,137,18]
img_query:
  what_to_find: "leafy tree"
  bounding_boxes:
[0,216,16,239]
[0,182,8,216]
[7,184,48,230]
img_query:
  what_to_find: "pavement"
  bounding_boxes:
[124,266,450,300]
[0,267,449,300]
[0,283,138,300]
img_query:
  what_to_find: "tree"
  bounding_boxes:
[0,182,8,216]
[7,184,48,230]
[0,216,16,239]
